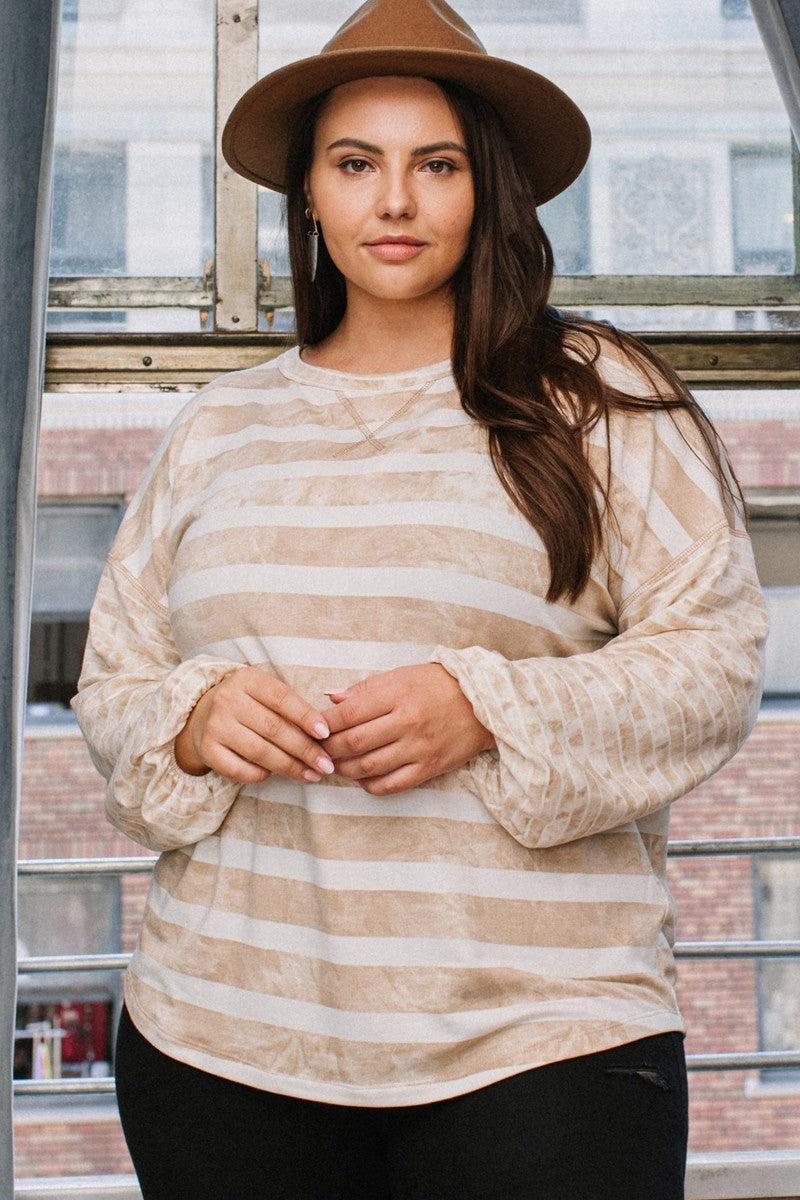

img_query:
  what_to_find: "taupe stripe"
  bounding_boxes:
[137,903,668,1014]
[166,565,609,650]
[154,851,669,949]
[218,793,665,877]
[170,592,599,665]
[175,522,615,627]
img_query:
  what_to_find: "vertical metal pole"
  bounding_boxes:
[215,0,260,331]
[0,0,62,1192]
[791,135,799,274]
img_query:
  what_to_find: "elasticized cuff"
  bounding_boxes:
[108,656,250,852]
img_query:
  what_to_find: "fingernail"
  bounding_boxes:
[313,721,330,738]
[316,755,335,774]
[303,768,323,782]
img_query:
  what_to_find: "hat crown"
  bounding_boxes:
[320,0,488,56]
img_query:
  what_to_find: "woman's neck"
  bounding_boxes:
[304,296,454,374]
[299,340,451,374]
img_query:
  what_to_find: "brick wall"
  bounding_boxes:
[36,427,163,500]
[718,420,800,488]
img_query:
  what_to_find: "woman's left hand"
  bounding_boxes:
[317,663,497,795]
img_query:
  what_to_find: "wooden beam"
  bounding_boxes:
[42,331,800,390]
[214,0,259,331]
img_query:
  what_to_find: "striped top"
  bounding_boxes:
[72,338,769,1106]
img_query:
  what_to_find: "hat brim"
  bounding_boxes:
[221,47,590,207]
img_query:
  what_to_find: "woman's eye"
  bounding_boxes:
[338,158,455,175]
[339,158,371,173]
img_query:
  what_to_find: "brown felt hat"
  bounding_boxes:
[221,0,591,207]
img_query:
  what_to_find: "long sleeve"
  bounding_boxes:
[428,397,770,851]
[71,391,248,853]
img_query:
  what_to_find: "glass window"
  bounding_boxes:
[731,145,795,275]
[748,506,800,697]
[63,0,127,20]
[47,142,127,332]
[722,0,752,19]
[27,502,122,723]
[475,0,583,22]
[50,0,215,332]
[754,856,800,1085]
[760,585,800,696]
[17,876,121,1000]
[50,144,127,276]
[27,620,89,719]
[539,167,591,274]
[15,876,121,1084]
[31,502,122,621]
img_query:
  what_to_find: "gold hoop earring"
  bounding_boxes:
[305,206,319,282]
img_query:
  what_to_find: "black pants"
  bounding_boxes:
[114,999,688,1199]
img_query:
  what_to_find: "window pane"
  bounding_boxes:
[48,307,213,333]
[721,0,751,19]
[51,145,127,275]
[581,305,800,333]
[49,0,215,332]
[731,146,794,273]
[747,514,800,697]
[754,857,800,1084]
[456,0,794,281]
[479,0,583,20]
[31,502,122,620]
[27,620,89,718]
[759,587,800,695]
[539,168,591,275]
[17,876,121,999]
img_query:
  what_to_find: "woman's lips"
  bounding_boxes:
[365,242,427,261]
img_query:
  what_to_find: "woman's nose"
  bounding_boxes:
[374,169,417,214]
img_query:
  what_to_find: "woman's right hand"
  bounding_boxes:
[173,666,336,785]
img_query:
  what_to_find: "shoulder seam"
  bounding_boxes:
[107,553,170,617]
[616,518,730,621]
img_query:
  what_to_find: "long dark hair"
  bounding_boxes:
[281,77,746,605]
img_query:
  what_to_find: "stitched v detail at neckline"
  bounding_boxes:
[331,377,442,455]
[272,342,457,454]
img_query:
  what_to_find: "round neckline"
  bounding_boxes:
[275,343,454,392]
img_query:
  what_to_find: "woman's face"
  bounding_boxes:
[304,75,475,302]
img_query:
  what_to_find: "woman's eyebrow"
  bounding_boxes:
[326,137,468,156]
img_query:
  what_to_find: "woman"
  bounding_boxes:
[71,1,769,1197]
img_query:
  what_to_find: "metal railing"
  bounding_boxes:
[13,1153,800,1200]
[13,835,800,1093]
[12,836,800,1198]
